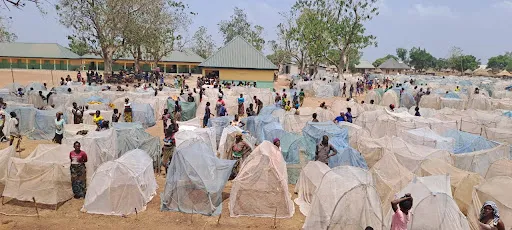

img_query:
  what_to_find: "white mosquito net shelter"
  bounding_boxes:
[113,122,161,169]
[451,143,510,177]
[0,146,15,193]
[82,149,157,216]
[370,153,413,213]
[63,129,118,184]
[3,144,74,205]
[303,166,383,230]
[380,90,399,107]
[174,126,217,154]
[484,159,512,179]
[417,158,484,215]
[467,176,512,230]
[161,140,235,216]
[294,161,331,216]
[229,141,295,218]
[63,124,97,139]
[383,175,470,230]
[399,127,455,151]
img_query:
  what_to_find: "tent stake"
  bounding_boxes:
[135,208,138,220]
[32,197,39,219]
[217,213,222,225]
[272,207,277,228]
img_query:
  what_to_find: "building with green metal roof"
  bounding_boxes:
[199,36,277,88]
[0,43,205,73]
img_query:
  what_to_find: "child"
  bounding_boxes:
[285,101,291,111]
[414,107,420,117]
[391,193,413,230]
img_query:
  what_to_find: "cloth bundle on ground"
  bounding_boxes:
[82,149,157,216]
[161,140,235,216]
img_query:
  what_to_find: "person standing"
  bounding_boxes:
[346,108,353,123]
[253,96,263,115]
[72,102,84,124]
[342,83,347,97]
[391,194,413,230]
[203,102,213,128]
[237,94,245,117]
[124,98,132,122]
[230,133,251,179]
[0,111,6,142]
[333,112,345,123]
[174,100,182,122]
[112,108,121,122]
[7,112,20,148]
[53,112,65,144]
[215,96,226,117]
[299,89,305,106]
[315,135,337,166]
[77,71,82,82]
[349,84,354,98]
[312,113,319,122]
[70,141,88,199]
[246,103,256,116]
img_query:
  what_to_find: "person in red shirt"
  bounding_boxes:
[70,141,88,199]
[391,193,413,230]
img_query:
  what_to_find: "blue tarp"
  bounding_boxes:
[328,146,368,169]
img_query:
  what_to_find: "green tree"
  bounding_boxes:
[373,55,397,68]
[0,17,16,42]
[67,36,89,56]
[408,47,435,71]
[447,47,480,72]
[191,26,216,59]
[277,11,308,73]
[487,54,512,71]
[266,40,290,68]
[434,58,449,71]
[218,7,265,51]
[57,0,153,75]
[396,48,408,64]
[294,0,379,74]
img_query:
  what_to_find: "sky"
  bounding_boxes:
[3,0,512,64]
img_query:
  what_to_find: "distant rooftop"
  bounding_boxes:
[0,43,80,59]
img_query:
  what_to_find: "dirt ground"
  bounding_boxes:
[0,70,362,230]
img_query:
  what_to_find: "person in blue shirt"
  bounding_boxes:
[345,107,353,123]
[333,112,345,123]
[219,103,227,116]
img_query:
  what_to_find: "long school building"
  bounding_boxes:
[198,36,278,88]
[0,43,204,73]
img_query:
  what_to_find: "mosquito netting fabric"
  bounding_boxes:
[383,175,470,230]
[302,121,349,160]
[440,97,466,110]
[443,129,499,154]
[174,126,217,154]
[229,141,295,218]
[3,103,36,135]
[467,176,512,230]
[484,159,512,179]
[3,144,73,205]
[371,153,413,212]
[242,115,279,143]
[399,127,455,151]
[113,122,161,169]
[167,100,197,122]
[380,90,399,107]
[82,149,157,216]
[63,124,97,139]
[417,158,484,215]
[207,116,234,145]
[451,143,510,177]
[419,94,441,109]
[28,108,69,140]
[294,161,331,216]
[0,146,15,192]
[467,94,492,110]
[63,129,118,184]
[303,166,383,230]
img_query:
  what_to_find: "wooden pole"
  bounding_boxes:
[10,67,15,89]
[272,207,277,228]
[32,197,40,219]
[216,213,222,225]
[135,208,138,220]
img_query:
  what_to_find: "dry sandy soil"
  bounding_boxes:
[0,70,364,230]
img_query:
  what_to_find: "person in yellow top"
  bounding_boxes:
[455,86,460,92]
[89,110,104,130]
[285,101,292,111]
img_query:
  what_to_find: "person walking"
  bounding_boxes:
[391,194,413,230]
[53,112,65,144]
[237,94,245,117]
[203,102,213,127]
[70,141,88,199]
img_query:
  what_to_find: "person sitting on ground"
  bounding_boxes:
[16,88,24,97]
[414,107,421,117]
[320,102,327,109]
[89,110,104,130]
[312,113,319,122]
[475,87,480,94]
[315,135,337,166]
[231,114,245,128]
[391,193,413,230]
[273,138,281,151]
[187,92,195,102]
[389,104,395,112]
[334,112,345,123]
[478,201,505,230]
[455,86,461,92]
[246,103,256,116]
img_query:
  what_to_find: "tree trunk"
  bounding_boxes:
[345,54,350,73]
[133,46,142,74]
[103,49,114,77]
[338,50,345,75]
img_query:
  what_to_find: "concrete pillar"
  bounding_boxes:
[188,65,191,73]
[124,62,126,69]
[9,59,12,68]
[54,60,56,70]
[67,60,69,71]
[96,61,98,71]
[164,64,166,73]
[177,65,179,74]
[26,59,28,69]
[39,59,42,69]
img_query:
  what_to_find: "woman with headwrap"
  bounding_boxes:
[124,98,132,122]
[478,201,505,230]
